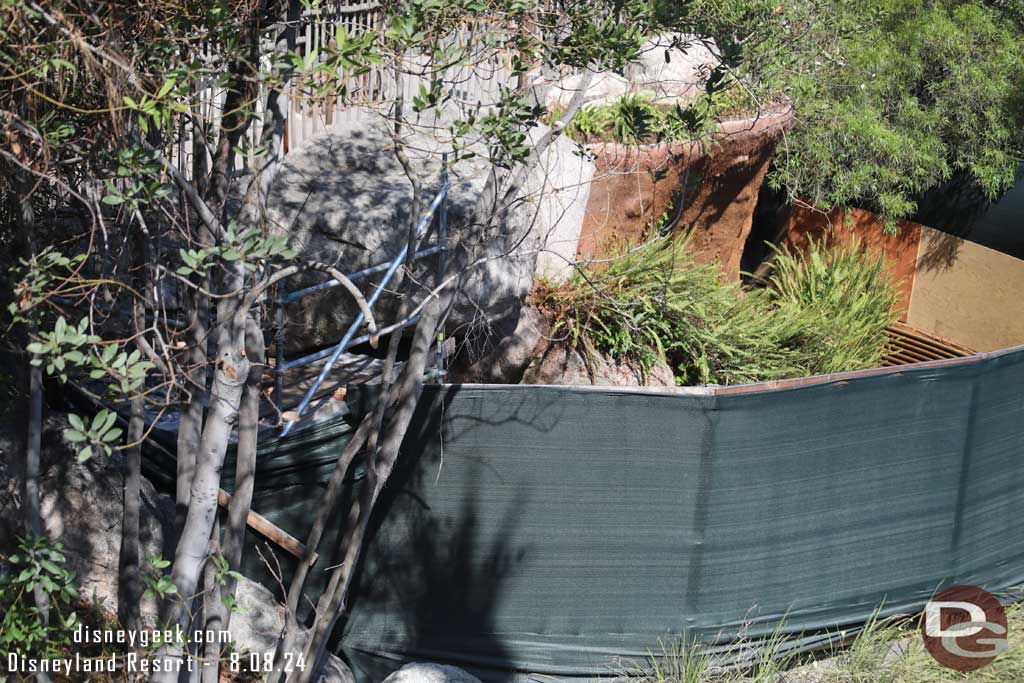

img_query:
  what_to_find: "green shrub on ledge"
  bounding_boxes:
[532,235,897,385]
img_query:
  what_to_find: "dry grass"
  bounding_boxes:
[620,605,1024,683]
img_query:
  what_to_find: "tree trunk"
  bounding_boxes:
[154,312,250,683]
[24,362,43,542]
[204,315,264,683]
[176,286,208,537]
[25,359,52,683]
[264,416,373,683]
[198,516,220,683]
[118,390,144,632]
[17,172,52,683]
[119,219,153,634]
[292,296,443,683]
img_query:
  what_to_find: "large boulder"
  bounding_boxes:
[0,413,353,683]
[542,34,719,110]
[446,304,548,384]
[266,119,593,355]
[381,663,481,683]
[543,71,629,110]
[522,343,676,387]
[576,104,795,282]
[627,34,720,104]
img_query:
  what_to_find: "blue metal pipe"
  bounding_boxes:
[286,244,445,302]
[285,186,450,302]
[279,183,449,436]
[282,314,422,371]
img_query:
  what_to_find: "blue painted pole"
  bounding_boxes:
[279,183,449,436]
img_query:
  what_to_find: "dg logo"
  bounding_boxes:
[921,585,1008,672]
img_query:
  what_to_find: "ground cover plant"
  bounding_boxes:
[552,85,759,146]
[619,603,1024,683]
[532,236,898,385]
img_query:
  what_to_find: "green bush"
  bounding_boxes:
[533,235,897,385]
[561,86,757,146]
[768,237,899,375]
[722,0,1024,222]
[0,535,80,660]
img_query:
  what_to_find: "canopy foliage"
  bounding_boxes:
[681,0,1024,220]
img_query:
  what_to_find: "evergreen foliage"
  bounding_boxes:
[533,236,898,385]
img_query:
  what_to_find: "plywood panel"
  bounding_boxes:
[907,227,1024,352]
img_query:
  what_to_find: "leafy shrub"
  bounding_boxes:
[560,85,759,146]
[533,236,805,384]
[533,235,897,385]
[566,103,614,142]
[611,94,662,144]
[0,535,80,659]
[758,0,1024,221]
[768,237,899,375]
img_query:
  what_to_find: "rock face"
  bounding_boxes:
[446,305,548,384]
[522,343,676,387]
[381,663,481,683]
[543,34,719,110]
[543,71,629,110]
[0,414,352,683]
[266,120,594,354]
[538,34,785,284]
[627,34,719,104]
[576,104,795,282]
[448,305,679,387]
[0,416,173,620]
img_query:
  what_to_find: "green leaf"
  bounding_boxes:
[64,430,87,443]
[91,410,109,432]
[101,344,117,364]
[157,77,177,98]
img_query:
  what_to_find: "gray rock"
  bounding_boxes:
[448,305,548,384]
[266,118,593,354]
[0,415,173,620]
[381,662,482,683]
[543,34,719,110]
[543,71,629,110]
[627,34,720,104]
[522,343,676,387]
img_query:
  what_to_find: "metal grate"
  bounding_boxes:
[883,322,974,366]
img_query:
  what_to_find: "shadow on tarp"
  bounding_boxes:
[334,349,1024,681]
[135,346,1024,682]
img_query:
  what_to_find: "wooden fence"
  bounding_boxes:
[173,1,522,175]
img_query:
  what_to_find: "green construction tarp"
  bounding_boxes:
[140,346,1024,682]
[335,348,1024,680]
[138,409,362,607]
[142,409,356,494]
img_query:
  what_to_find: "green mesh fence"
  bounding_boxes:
[143,347,1024,682]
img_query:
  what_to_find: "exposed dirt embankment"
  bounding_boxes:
[783,205,923,319]
[576,105,794,281]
